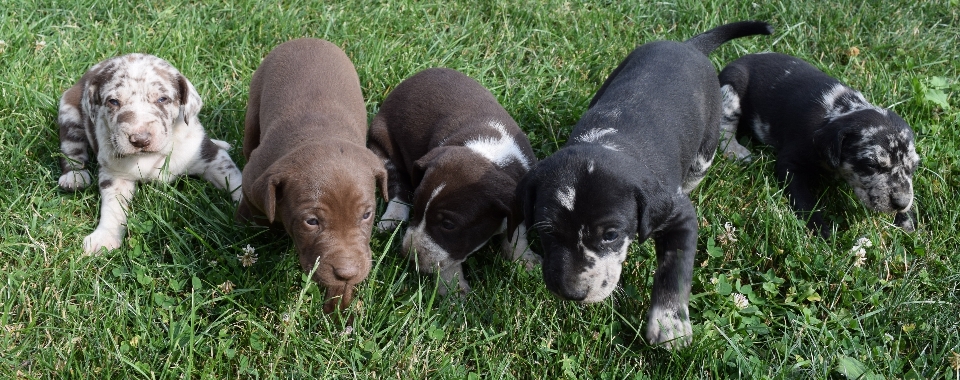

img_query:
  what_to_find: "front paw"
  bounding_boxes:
[894,210,916,232]
[645,305,693,349]
[83,229,122,255]
[377,200,410,232]
[58,170,92,191]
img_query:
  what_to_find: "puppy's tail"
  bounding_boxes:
[684,21,773,55]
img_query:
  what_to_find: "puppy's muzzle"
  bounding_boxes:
[891,193,912,212]
[128,132,153,148]
[542,259,588,302]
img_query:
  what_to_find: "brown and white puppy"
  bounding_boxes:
[368,68,540,295]
[57,53,242,255]
[236,38,387,312]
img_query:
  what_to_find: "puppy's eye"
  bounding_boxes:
[305,218,320,226]
[157,96,169,104]
[362,211,372,220]
[107,98,120,107]
[602,231,619,242]
[440,219,456,230]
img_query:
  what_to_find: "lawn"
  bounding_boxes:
[1,0,958,378]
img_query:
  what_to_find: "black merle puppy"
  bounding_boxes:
[718,53,919,237]
[514,21,772,348]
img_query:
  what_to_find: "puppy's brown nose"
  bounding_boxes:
[333,264,360,281]
[129,132,152,148]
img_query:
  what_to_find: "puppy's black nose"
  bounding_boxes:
[129,133,152,148]
[891,194,911,211]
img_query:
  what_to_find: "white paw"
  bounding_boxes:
[58,170,92,190]
[82,229,122,255]
[720,142,754,163]
[210,138,232,150]
[518,251,543,271]
[645,306,693,349]
[377,200,410,232]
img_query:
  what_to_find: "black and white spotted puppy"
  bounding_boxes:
[514,21,772,348]
[369,68,541,295]
[718,52,919,237]
[57,53,242,254]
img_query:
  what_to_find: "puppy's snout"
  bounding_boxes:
[332,264,361,282]
[891,193,912,211]
[128,132,152,148]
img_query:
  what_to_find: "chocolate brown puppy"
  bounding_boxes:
[237,38,387,312]
[369,68,540,295]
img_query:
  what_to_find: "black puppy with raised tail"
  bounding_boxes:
[718,53,919,237]
[513,21,772,348]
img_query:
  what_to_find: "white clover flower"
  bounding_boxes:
[34,39,46,52]
[237,244,258,267]
[718,221,738,245]
[853,247,867,268]
[218,280,235,294]
[732,293,749,310]
[850,237,873,268]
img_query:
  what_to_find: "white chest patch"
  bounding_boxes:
[557,186,576,211]
[465,120,531,170]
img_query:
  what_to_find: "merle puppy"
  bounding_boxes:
[514,21,772,348]
[718,52,919,237]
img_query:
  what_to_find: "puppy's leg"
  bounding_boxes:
[681,148,717,195]
[57,85,93,190]
[718,82,753,162]
[499,222,541,270]
[776,160,831,237]
[645,198,697,349]
[191,138,243,202]
[83,173,136,254]
[376,158,413,232]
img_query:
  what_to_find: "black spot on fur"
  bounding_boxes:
[199,137,220,162]
[99,179,113,189]
[116,111,136,125]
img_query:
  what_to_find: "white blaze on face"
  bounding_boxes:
[557,186,576,211]
[403,184,456,273]
[577,231,633,304]
[464,120,531,170]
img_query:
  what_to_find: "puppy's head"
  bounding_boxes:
[249,142,388,312]
[815,109,920,214]
[402,146,517,273]
[81,53,203,156]
[515,147,671,303]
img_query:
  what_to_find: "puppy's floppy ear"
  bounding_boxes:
[413,145,457,184]
[635,179,674,240]
[361,149,390,200]
[413,146,456,170]
[813,121,851,168]
[250,170,283,224]
[175,74,203,126]
[81,64,115,117]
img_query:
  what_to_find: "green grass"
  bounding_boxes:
[2,0,959,378]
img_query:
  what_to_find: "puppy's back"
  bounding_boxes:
[249,38,366,142]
